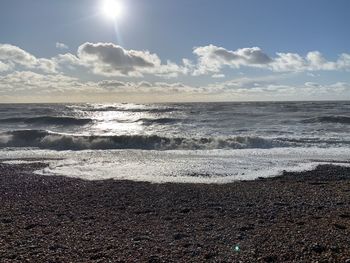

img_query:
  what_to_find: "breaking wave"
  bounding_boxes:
[0,129,294,151]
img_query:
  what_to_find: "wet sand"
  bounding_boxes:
[0,162,349,262]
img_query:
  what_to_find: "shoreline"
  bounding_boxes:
[0,162,349,262]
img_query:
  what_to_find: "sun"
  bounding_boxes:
[102,0,124,19]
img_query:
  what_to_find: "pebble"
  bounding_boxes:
[0,162,349,262]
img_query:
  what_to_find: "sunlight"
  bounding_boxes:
[102,0,124,20]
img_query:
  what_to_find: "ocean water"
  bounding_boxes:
[0,101,349,183]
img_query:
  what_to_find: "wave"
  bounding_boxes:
[302,115,350,124]
[135,117,181,125]
[0,130,293,151]
[0,116,93,126]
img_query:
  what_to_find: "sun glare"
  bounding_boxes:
[102,0,124,19]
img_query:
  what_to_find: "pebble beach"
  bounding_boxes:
[0,162,349,262]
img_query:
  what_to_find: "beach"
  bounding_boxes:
[1,0,350,261]
[0,162,349,262]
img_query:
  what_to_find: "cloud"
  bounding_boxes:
[0,71,85,95]
[192,44,350,75]
[76,42,187,77]
[56,42,69,50]
[0,61,11,72]
[207,76,279,93]
[53,53,86,71]
[1,42,350,102]
[192,45,272,75]
[212,74,225,78]
[98,80,127,89]
[0,70,349,102]
[196,74,350,100]
[0,71,193,96]
[270,52,306,72]
[304,82,320,88]
[78,42,155,76]
[3,42,349,81]
[268,51,350,72]
[36,58,57,73]
[97,80,197,94]
[0,44,37,67]
[306,51,336,70]
[337,53,350,69]
[63,43,350,77]
[0,44,57,73]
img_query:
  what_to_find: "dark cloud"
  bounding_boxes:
[193,45,272,75]
[77,42,160,76]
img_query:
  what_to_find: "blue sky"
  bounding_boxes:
[0,0,349,102]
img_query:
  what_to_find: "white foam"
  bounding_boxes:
[0,147,349,184]
[2,160,43,164]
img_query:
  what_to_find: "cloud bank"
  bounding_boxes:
[1,42,350,79]
[192,45,350,75]
[1,70,349,102]
[0,42,350,102]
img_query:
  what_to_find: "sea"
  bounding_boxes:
[0,101,349,183]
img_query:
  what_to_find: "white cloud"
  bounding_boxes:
[328,82,350,92]
[0,71,198,96]
[212,74,225,78]
[0,42,350,102]
[270,52,305,72]
[0,70,349,102]
[0,71,85,94]
[0,44,37,67]
[53,53,86,71]
[306,51,336,70]
[97,79,197,94]
[98,80,127,89]
[269,51,350,72]
[306,72,321,77]
[192,45,350,75]
[0,44,57,73]
[304,82,320,88]
[337,53,350,69]
[0,61,11,72]
[3,42,349,80]
[95,76,350,99]
[36,58,57,73]
[56,42,69,50]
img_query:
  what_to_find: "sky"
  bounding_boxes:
[0,0,350,103]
